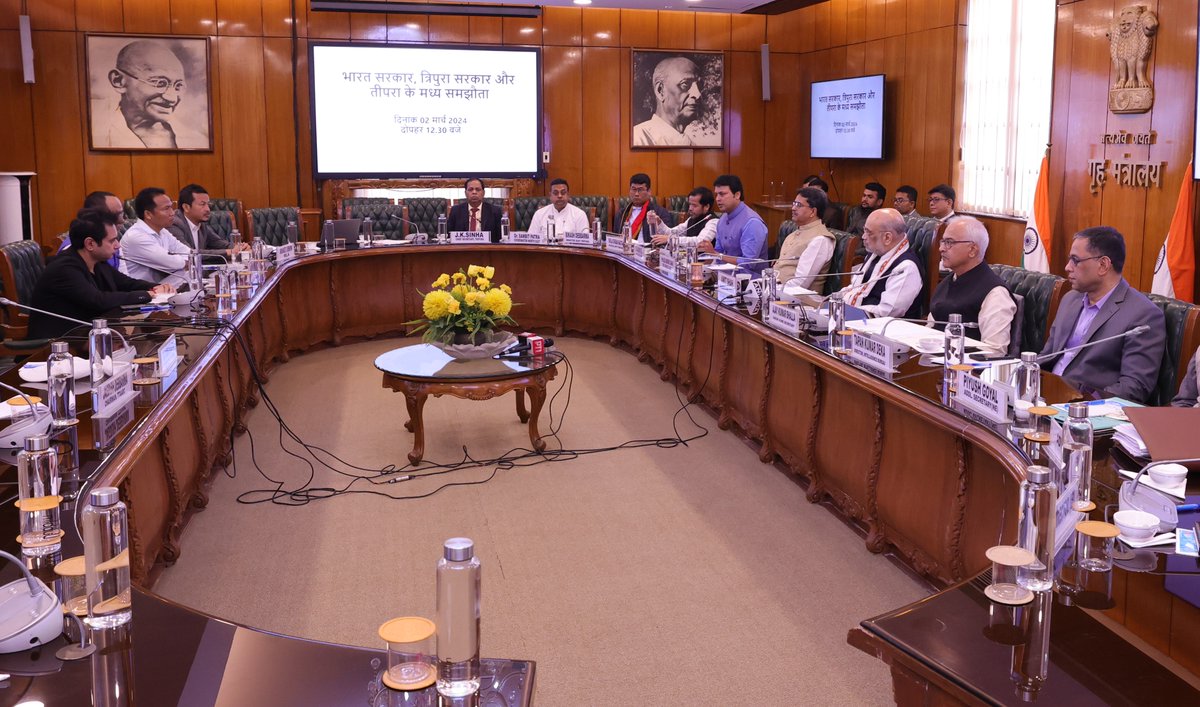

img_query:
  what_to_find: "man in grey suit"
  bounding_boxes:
[1171,346,1199,407]
[166,184,247,263]
[1040,226,1165,403]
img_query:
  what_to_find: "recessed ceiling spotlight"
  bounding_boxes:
[520,27,535,34]
[573,0,592,4]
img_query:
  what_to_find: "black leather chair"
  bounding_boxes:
[123,198,137,221]
[512,197,551,231]
[1148,294,1200,406]
[343,203,406,239]
[340,197,391,219]
[666,195,689,213]
[207,210,235,242]
[0,240,49,349]
[400,198,448,237]
[824,229,859,296]
[208,198,244,235]
[1006,292,1025,358]
[770,219,798,261]
[572,196,610,232]
[903,217,944,317]
[247,207,301,246]
[989,264,1069,355]
[823,202,847,231]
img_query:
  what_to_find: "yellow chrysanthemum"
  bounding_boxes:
[476,277,490,289]
[422,290,458,320]
[446,298,461,315]
[451,284,469,300]
[482,288,513,318]
[467,265,483,277]
[464,291,482,307]
[482,266,495,279]
[452,272,467,285]
[499,284,512,295]
[431,273,451,289]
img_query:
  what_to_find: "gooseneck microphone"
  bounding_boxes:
[380,213,431,239]
[1033,325,1151,364]
[0,297,91,328]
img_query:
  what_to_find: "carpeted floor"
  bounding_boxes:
[154,337,929,705]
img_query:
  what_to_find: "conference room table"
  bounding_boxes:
[0,239,1194,704]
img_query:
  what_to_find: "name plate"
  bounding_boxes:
[563,231,594,247]
[849,332,897,377]
[93,362,134,418]
[604,237,626,254]
[94,398,136,450]
[157,334,179,376]
[764,301,802,338]
[450,231,490,244]
[716,270,739,298]
[955,370,1009,424]
[659,251,678,278]
[275,242,296,264]
[632,241,648,262]
[507,231,547,245]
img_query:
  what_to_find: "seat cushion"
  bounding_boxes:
[990,264,1066,354]
[824,229,855,295]
[248,207,301,246]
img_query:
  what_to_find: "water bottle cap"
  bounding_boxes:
[1026,465,1051,484]
[1068,402,1089,418]
[1020,351,1037,362]
[948,313,963,323]
[443,537,475,561]
[23,434,49,452]
[92,319,108,329]
[89,487,120,507]
[50,340,69,354]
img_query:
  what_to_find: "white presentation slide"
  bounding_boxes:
[810,74,885,159]
[310,44,541,177]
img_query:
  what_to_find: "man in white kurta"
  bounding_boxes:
[528,179,590,236]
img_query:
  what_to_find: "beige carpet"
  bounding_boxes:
[155,337,929,705]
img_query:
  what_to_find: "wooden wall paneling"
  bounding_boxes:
[27,0,74,31]
[884,0,908,38]
[794,48,831,184]
[730,14,765,52]
[619,49,658,194]
[810,1,833,51]
[829,0,849,48]
[846,0,868,42]
[171,0,216,36]
[1046,1,1075,275]
[726,52,765,206]
[542,46,583,191]
[915,26,957,194]
[215,0,262,37]
[122,0,169,35]
[130,153,181,204]
[263,0,302,39]
[387,15,428,43]
[872,35,905,190]
[503,15,542,46]
[657,11,695,51]
[263,37,300,207]
[294,38,318,209]
[844,37,867,76]
[176,34,226,202]
[656,149,694,202]
[620,9,657,48]
[580,47,621,195]
[215,36,270,209]
[468,16,503,44]
[766,11,799,55]
[76,0,123,33]
[795,4,817,54]
[694,12,730,52]
[763,52,801,196]
[307,8,349,40]
[428,15,469,44]
[978,216,1025,267]
[31,31,85,245]
[581,8,619,48]
[349,13,387,42]
[0,32,36,172]
[0,0,18,30]
[542,7,581,47]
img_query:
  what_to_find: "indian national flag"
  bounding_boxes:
[1151,161,1195,302]
[1022,152,1051,273]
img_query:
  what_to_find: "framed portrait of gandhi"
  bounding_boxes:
[85,34,213,152]
[631,49,724,149]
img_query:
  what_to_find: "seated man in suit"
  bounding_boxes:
[893,185,920,224]
[803,176,844,231]
[447,177,502,243]
[927,217,1016,354]
[618,173,674,243]
[1172,346,1199,407]
[697,174,768,274]
[1040,226,1165,403]
[838,208,924,318]
[166,183,248,263]
[28,207,171,339]
[649,186,718,247]
[927,184,958,223]
[528,178,590,236]
[844,181,885,236]
[120,186,192,284]
[777,186,835,291]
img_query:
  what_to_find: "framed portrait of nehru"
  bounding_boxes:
[631,50,723,149]
[85,34,212,151]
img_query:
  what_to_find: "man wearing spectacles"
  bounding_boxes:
[617,173,674,244]
[893,185,920,224]
[927,217,1016,354]
[926,184,957,223]
[1040,226,1164,403]
[776,187,835,291]
[837,208,924,318]
[94,39,206,149]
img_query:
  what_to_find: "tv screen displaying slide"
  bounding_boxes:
[810,74,885,159]
[309,43,542,178]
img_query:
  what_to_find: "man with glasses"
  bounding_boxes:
[838,208,923,318]
[94,40,206,149]
[120,187,192,285]
[926,184,958,223]
[893,185,920,224]
[617,173,674,244]
[28,207,168,339]
[927,217,1016,354]
[1040,226,1164,402]
[776,187,835,291]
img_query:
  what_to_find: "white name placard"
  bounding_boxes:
[632,241,648,262]
[157,334,179,376]
[563,231,594,247]
[764,301,802,338]
[604,237,626,254]
[716,270,739,299]
[275,242,296,264]
[93,362,134,418]
[849,332,896,377]
[659,251,678,278]
[450,231,490,244]
[955,370,1010,424]
[94,398,135,449]
[507,231,547,245]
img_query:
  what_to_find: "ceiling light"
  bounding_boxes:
[574,0,592,4]
[520,27,535,34]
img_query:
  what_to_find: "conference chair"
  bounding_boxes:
[206,210,235,243]
[511,197,550,231]
[771,220,798,261]
[399,198,448,238]
[1148,294,1200,406]
[346,203,407,239]
[1006,293,1026,358]
[904,217,943,317]
[123,199,137,221]
[208,198,245,236]
[824,229,860,295]
[989,264,1069,354]
[339,197,392,219]
[824,201,847,231]
[246,207,301,246]
[571,196,611,233]
[0,240,50,352]
[666,195,689,213]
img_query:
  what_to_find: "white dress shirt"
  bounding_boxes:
[528,202,590,236]
[652,214,717,245]
[120,219,192,283]
[841,240,923,318]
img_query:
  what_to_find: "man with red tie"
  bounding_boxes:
[447,177,503,243]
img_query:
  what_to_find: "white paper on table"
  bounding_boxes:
[1118,468,1186,499]
[1113,423,1148,457]
[848,317,987,352]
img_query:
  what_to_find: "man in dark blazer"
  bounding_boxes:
[617,172,674,244]
[166,183,247,263]
[29,207,169,340]
[1040,226,1165,403]
[1171,346,1199,407]
[447,177,503,243]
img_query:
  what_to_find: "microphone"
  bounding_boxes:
[380,213,431,239]
[500,336,555,355]
[1034,325,1151,364]
[0,298,133,350]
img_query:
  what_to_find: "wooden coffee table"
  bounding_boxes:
[376,343,563,464]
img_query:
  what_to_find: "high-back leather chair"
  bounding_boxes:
[0,240,47,342]
[512,197,551,231]
[207,210,235,242]
[824,202,847,231]
[904,217,943,317]
[347,203,407,239]
[989,264,1069,354]
[247,207,301,246]
[1006,292,1025,358]
[572,196,610,232]
[1148,294,1200,406]
[400,198,448,237]
[824,229,860,295]
[123,198,138,221]
[666,195,689,213]
[208,198,244,234]
[770,219,798,261]
[340,197,391,219]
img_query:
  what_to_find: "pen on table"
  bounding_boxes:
[138,305,171,312]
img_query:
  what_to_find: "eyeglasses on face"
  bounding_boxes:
[939,238,971,249]
[927,196,948,203]
[1067,254,1105,266]
[118,67,185,93]
[629,186,649,194]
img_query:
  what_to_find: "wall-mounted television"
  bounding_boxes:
[810,74,885,160]
[309,43,542,179]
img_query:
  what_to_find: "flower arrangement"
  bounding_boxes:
[409,264,518,345]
